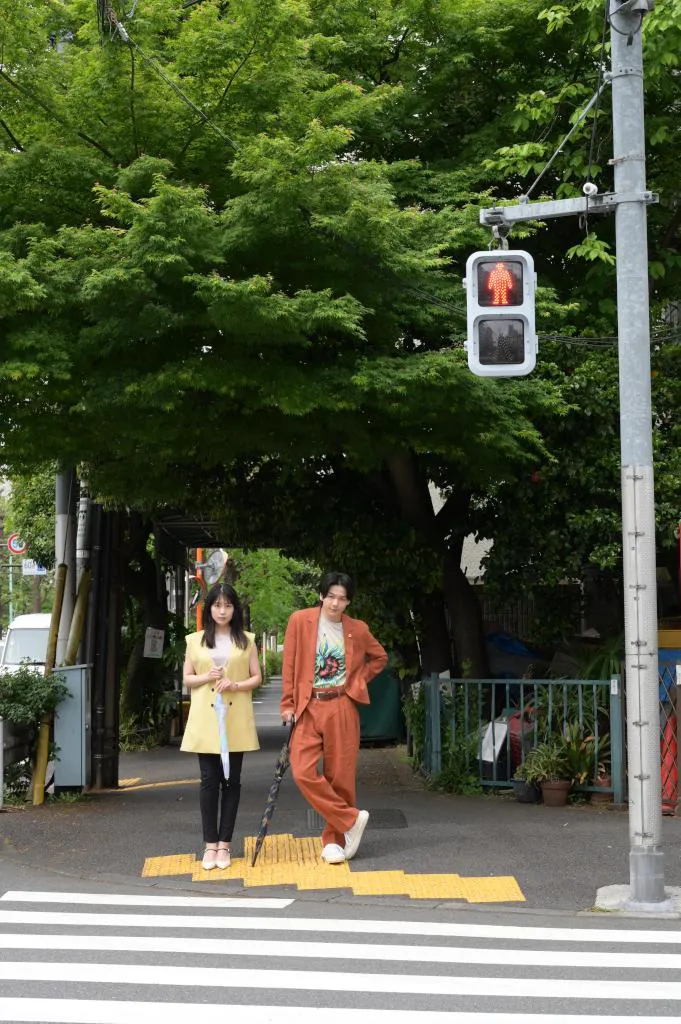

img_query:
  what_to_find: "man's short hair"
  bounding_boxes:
[319,571,355,601]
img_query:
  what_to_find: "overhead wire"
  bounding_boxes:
[106,8,241,151]
[521,81,610,203]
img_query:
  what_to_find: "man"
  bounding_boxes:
[281,572,388,864]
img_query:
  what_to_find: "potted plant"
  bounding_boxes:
[562,722,595,787]
[561,724,612,801]
[591,761,613,804]
[525,739,572,806]
[511,755,542,804]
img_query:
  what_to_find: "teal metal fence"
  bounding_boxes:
[422,675,625,803]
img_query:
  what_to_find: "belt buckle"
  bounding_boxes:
[314,686,343,701]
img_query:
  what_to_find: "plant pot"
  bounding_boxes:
[511,779,542,804]
[540,779,572,807]
[591,775,613,804]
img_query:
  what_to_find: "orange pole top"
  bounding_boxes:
[196,547,204,630]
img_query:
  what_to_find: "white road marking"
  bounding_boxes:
[0,932,679,969]
[0,891,293,909]
[1,1002,673,1024]
[0,909,679,943]
[0,963,680,999]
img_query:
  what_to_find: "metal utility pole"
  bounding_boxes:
[609,0,669,910]
[479,0,669,910]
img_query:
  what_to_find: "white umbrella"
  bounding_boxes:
[214,691,230,779]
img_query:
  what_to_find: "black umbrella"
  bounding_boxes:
[251,722,296,867]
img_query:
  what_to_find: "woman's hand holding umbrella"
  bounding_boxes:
[216,675,246,693]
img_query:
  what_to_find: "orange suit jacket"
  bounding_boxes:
[280,607,388,721]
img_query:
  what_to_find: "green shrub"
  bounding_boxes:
[2,758,33,804]
[0,664,69,727]
[118,711,159,752]
[0,667,69,804]
[402,683,426,764]
[403,681,483,795]
[430,726,483,795]
[262,649,283,682]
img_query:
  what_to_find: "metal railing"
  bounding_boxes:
[423,675,625,802]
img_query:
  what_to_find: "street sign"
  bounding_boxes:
[6,534,27,556]
[21,559,47,576]
[143,627,165,659]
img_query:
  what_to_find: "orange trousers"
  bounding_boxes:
[290,695,360,847]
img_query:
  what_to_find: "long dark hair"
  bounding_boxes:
[201,582,248,650]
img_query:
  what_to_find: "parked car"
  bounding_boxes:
[0,613,51,674]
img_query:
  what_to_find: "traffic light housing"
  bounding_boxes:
[464,250,537,377]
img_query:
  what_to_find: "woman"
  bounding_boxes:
[181,582,261,870]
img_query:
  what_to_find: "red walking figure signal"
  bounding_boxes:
[464,250,536,377]
[487,261,514,305]
[477,258,523,307]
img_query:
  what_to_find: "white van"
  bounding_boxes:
[0,613,51,674]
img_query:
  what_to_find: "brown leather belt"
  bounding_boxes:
[311,686,347,701]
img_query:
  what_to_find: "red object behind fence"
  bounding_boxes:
[661,715,678,815]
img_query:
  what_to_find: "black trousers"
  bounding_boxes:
[197,752,244,844]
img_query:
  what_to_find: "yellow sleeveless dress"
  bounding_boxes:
[180,630,260,754]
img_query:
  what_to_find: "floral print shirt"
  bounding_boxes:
[314,616,346,689]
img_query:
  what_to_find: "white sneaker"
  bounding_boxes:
[343,809,369,861]
[321,843,346,864]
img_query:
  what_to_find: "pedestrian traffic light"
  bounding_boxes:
[464,250,537,377]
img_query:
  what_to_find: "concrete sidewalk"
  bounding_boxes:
[2,691,681,912]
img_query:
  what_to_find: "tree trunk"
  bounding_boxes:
[414,589,452,676]
[384,449,488,679]
[120,513,168,720]
[443,546,489,678]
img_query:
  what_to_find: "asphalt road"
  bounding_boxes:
[1,680,681,914]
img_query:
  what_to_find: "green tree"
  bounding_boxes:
[0,0,572,676]
[4,0,678,678]
[468,0,681,640]
[0,468,55,628]
[227,548,318,639]
[5,464,56,571]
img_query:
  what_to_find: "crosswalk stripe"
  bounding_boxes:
[1,962,681,999]
[0,891,293,909]
[1,932,679,969]
[2,1002,674,1024]
[0,908,678,943]
[2,888,679,1021]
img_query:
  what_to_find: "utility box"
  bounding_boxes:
[359,670,404,745]
[53,664,92,791]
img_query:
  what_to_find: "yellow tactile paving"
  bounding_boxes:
[142,854,197,877]
[142,833,524,903]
